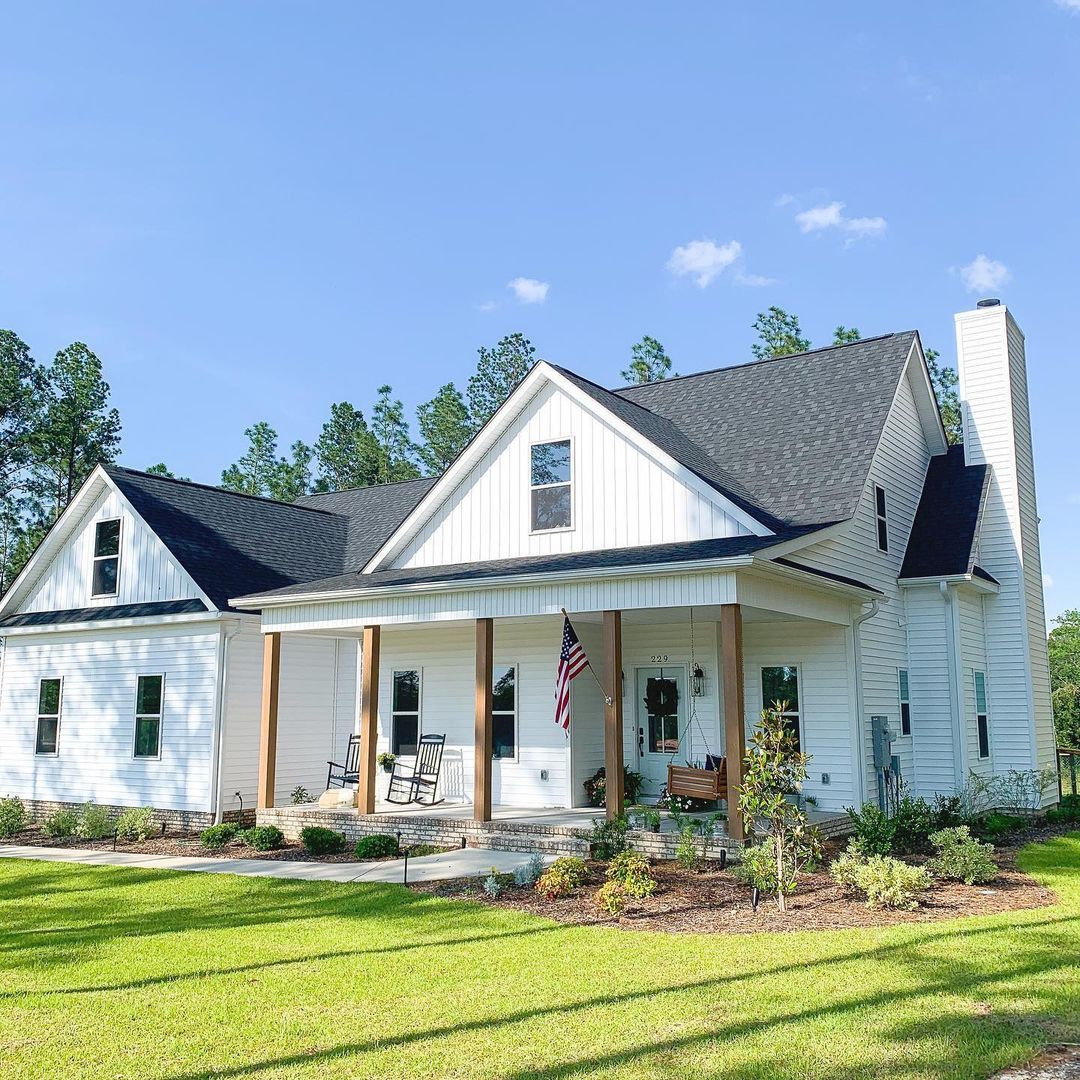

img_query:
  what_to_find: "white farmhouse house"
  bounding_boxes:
[0,300,1056,840]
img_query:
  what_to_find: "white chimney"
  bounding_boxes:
[954,301,1055,777]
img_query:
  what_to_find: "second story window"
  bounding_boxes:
[92,519,121,597]
[874,485,888,553]
[530,440,572,531]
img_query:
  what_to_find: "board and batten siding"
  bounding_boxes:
[957,305,1055,776]
[390,379,753,570]
[219,623,353,810]
[743,618,855,812]
[22,486,203,613]
[791,362,935,798]
[372,618,570,808]
[0,623,220,811]
[569,621,606,807]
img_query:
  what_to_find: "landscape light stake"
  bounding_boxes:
[751,887,760,912]
[718,849,727,871]
[403,846,409,886]
[112,828,118,852]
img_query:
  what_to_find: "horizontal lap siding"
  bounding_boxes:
[22,487,202,612]
[904,586,958,795]
[394,381,750,570]
[0,625,219,811]
[377,619,569,808]
[959,590,993,778]
[794,365,933,798]
[743,619,855,811]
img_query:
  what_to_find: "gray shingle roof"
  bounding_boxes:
[106,467,431,611]
[615,333,919,527]
[233,525,834,604]
[899,445,991,579]
[0,598,208,628]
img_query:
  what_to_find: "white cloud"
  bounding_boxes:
[959,254,1010,294]
[476,299,499,312]
[734,270,778,287]
[507,277,549,304]
[1044,573,1054,590]
[666,238,742,287]
[774,193,796,207]
[795,201,887,241]
[1055,0,1080,11]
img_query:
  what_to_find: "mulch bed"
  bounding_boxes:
[414,842,1058,934]
[5,826,451,864]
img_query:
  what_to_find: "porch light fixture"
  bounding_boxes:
[691,664,706,697]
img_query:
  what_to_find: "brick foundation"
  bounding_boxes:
[17,798,250,833]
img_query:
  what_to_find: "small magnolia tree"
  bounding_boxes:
[738,703,822,912]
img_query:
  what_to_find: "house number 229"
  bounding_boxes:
[650,654,669,662]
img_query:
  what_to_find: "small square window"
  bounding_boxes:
[530,441,572,531]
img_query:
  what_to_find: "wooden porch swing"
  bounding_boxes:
[664,608,727,803]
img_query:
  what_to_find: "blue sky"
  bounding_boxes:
[2,2,1079,618]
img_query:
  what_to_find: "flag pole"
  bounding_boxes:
[561,607,613,706]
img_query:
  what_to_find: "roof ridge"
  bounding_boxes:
[613,331,911,393]
[106,465,339,517]
[298,474,439,499]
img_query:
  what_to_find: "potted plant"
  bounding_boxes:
[644,808,662,834]
[377,752,397,774]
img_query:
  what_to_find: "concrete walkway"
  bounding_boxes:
[0,844,549,884]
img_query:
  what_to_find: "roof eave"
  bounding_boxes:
[898,572,999,594]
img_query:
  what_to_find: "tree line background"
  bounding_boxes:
[0,307,961,597]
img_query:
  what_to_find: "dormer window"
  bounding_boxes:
[874,485,888,553]
[530,440,572,531]
[92,518,121,597]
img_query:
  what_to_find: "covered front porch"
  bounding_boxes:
[246,559,877,844]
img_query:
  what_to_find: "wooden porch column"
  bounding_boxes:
[721,603,747,841]
[357,625,381,814]
[603,609,624,819]
[474,617,494,821]
[257,632,282,810]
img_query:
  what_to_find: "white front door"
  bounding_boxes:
[634,666,687,800]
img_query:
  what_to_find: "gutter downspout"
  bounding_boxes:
[941,581,968,790]
[851,599,882,808]
[210,619,243,824]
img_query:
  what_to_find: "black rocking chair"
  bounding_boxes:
[385,734,445,805]
[326,734,361,789]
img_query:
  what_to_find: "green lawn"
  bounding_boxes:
[1,838,1078,1080]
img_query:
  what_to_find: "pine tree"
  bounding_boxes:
[0,330,45,500]
[750,308,811,360]
[28,343,121,518]
[466,332,537,429]
[417,383,472,474]
[270,441,314,501]
[371,385,420,484]
[832,325,861,345]
[924,348,962,445]
[313,402,380,491]
[622,336,675,384]
[221,422,303,498]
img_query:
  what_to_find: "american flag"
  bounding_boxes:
[554,615,590,732]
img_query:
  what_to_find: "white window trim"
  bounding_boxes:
[898,668,911,738]
[133,673,165,761]
[528,437,574,535]
[973,669,991,761]
[760,664,803,750]
[35,675,63,757]
[91,516,123,599]
[390,667,423,758]
[874,485,888,554]
[492,662,519,764]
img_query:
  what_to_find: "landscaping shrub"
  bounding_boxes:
[840,854,931,910]
[241,825,284,852]
[43,807,79,838]
[588,815,629,860]
[828,847,867,892]
[583,766,645,808]
[200,823,238,850]
[0,796,28,838]
[593,880,629,915]
[890,793,936,854]
[846,803,895,856]
[290,786,312,805]
[1046,794,1080,825]
[535,856,588,900]
[927,826,998,885]
[972,811,1025,840]
[733,838,780,895]
[300,826,347,856]
[77,802,113,840]
[513,852,545,887]
[675,825,698,870]
[930,794,965,830]
[483,869,504,898]
[406,843,440,858]
[605,850,656,899]
[354,833,399,859]
[115,806,155,841]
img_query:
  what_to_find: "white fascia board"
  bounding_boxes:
[907,334,950,456]
[232,555,759,610]
[0,465,217,617]
[898,573,999,594]
[745,520,847,560]
[749,557,885,601]
[0,610,231,638]
[359,361,772,573]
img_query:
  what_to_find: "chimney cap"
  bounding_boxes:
[976,297,1001,308]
